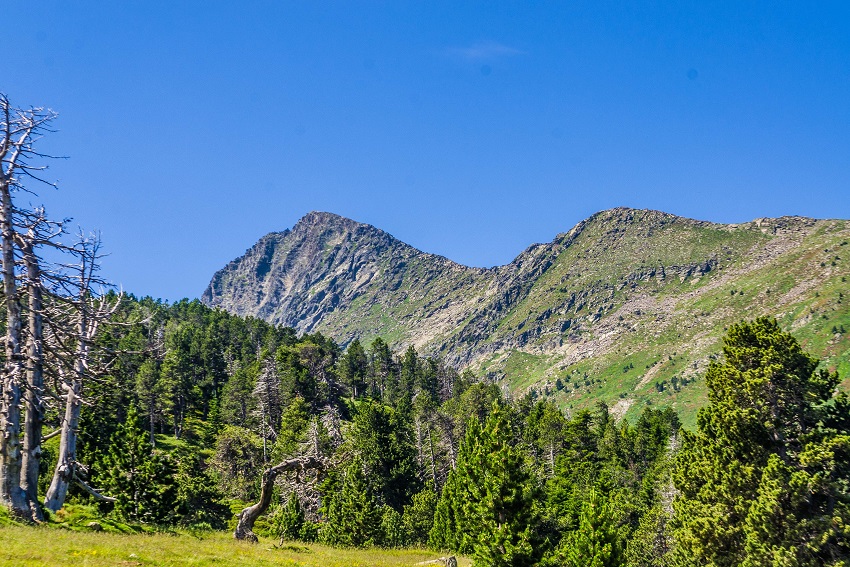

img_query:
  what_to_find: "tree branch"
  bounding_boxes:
[234,456,324,542]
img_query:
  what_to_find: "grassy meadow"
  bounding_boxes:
[0,525,468,567]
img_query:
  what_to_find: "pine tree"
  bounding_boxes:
[134,359,168,446]
[403,482,438,547]
[429,416,482,553]
[338,339,368,398]
[171,449,230,529]
[351,401,419,511]
[320,458,382,547]
[98,405,176,524]
[549,489,624,567]
[625,503,673,567]
[278,492,305,541]
[429,404,540,566]
[673,318,850,566]
[468,404,540,567]
[380,504,405,547]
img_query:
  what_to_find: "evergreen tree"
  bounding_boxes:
[430,404,540,566]
[171,449,230,529]
[625,503,674,567]
[429,416,482,553]
[220,361,258,428]
[210,425,264,500]
[98,406,177,524]
[380,504,405,547]
[278,492,305,541]
[272,396,311,460]
[403,482,439,547]
[351,401,419,510]
[673,318,850,566]
[134,359,168,445]
[338,339,368,398]
[369,338,395,401]
[468,404,541,567]
[548,489,625,567]
[320,458,382,547]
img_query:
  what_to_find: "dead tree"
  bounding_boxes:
[0,94,120,520]
[43,233,121,512]
[0,94,59,518]
[234,456,324,542]
[252,356,280,464]
[16,208,65,521]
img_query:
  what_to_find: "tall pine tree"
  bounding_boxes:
[430,403,540,566]
[98,405,176,524]
[673,318,850,566]
[320,457,382,547]
[547,489,625,567]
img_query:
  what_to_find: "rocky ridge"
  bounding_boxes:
[203,208,850,423]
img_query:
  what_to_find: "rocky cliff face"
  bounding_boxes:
[203,208,850,423]
[202,211,491,347]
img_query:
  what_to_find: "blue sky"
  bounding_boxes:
[6,1,850,301]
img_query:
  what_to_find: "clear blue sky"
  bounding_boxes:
[6,1,850,301]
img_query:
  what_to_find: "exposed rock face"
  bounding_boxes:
[203,212,491,348]
[204,208,850,423]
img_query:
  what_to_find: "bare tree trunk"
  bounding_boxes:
[0,181,28,516]
[148,402,156,447]
[234,456,323,542]
[20,235,44,521]
[74,475,116,504]
[43,371,82,512]
[427,423,438,489]
[416,418,424,473]
[1,95,79,519]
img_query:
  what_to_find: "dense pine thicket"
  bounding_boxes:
[31,291,846,565]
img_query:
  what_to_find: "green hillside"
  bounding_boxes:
[204,208,850,425]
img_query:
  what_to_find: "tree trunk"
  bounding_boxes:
[0,182,28,516]
[20,237,44,521]
[148,403,156,447]
[427,423,438,490]
[44,305,89,513]
[43,377,83,512]
[234,456,323,542]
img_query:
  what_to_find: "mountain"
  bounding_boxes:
[202,208,850,424]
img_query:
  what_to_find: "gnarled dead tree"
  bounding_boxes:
[234,455,324,542]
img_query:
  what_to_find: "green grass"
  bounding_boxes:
[0,525,470,567]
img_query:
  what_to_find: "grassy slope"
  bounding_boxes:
[217,209,850,428]
[469,213,850,427]
[0,526,469,567]
[315,252,491,351]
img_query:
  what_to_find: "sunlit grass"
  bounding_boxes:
[0,525,470,567]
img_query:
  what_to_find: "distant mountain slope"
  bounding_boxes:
[203,208,850,424]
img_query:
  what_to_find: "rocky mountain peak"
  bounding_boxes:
[202,208,850,422]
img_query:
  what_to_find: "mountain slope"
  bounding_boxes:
[203,208,850,424]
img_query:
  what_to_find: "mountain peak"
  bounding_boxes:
[297,210,359,227]
[202,209,849,422]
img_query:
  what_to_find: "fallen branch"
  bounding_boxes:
[415,557,457,567]
[41,428,62,442]
[74,476,117,504]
